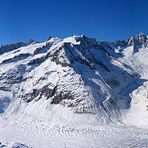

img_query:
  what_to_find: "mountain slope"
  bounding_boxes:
[0,33,148,147]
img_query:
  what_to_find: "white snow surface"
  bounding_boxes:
[0,34,148,147]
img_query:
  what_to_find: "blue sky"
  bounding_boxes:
[0,0,147,45]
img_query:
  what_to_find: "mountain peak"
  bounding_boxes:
[137,32,146,37]
[128,32,147,48]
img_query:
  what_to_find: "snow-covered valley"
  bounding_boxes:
[1,114,148,148]
[0,33,148,148]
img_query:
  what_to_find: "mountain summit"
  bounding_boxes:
[128,32,148,50]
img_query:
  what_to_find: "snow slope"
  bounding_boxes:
[0,33,148,147]
[120,34,148,127]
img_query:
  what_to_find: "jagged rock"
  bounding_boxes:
[128,32,148,52]
[51,91,74,104]
[28,39,37,44]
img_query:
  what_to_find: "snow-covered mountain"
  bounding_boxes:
[0,33,148,147]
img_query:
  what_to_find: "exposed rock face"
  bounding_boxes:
[127,32,148,52]
[137,32,147,45]
[128,37,135,46]
[28,39,37,45]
